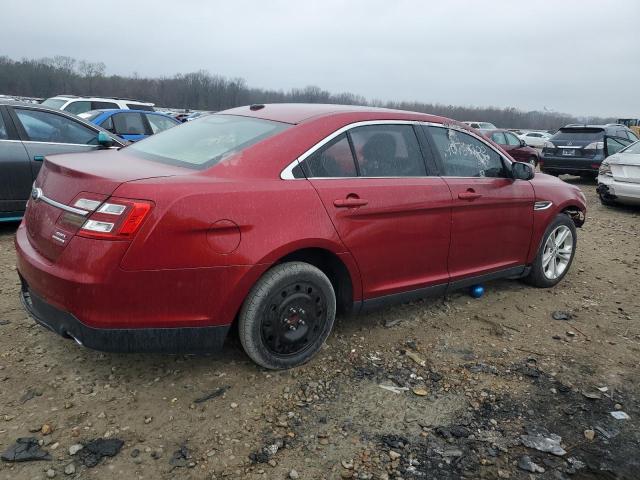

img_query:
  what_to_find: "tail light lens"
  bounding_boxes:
[584,141,604,151]
[78,197,153,239]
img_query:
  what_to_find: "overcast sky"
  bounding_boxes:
[3,0,639,117]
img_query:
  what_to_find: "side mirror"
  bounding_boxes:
[520,138,527,147]
[512,161,534,180]
[97,131,115,148]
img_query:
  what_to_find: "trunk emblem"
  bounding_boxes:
[31,187,43,201]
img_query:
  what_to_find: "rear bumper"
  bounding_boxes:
[20,282,230,353]
[541,155,602,175]
[597,176,640,205]
[14,223,257,352]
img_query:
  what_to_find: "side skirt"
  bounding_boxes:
[354,265,529,313]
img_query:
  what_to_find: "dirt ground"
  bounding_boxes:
[0,177,638,480]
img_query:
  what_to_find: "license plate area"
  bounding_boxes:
[562,149,575,156]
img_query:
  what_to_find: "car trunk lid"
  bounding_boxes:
[611,153,640,184]
[24,149,190,262]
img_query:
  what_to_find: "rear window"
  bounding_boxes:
[127,114,290,169]
[551,128,604,142]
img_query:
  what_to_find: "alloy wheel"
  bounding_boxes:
[542,225,573,280]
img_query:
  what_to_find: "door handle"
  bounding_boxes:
[458,190,482,200]
[334,197,368,208]
[33,155,44,162]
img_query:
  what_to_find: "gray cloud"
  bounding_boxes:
[2,0,639,117]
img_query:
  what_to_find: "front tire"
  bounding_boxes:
[524,214,577,288]
[238,262,336,369]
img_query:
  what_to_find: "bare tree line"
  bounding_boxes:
[0,56,614,130]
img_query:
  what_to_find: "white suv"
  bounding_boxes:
[41,96,155,115]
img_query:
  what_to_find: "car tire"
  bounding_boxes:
[238,262,336,370]
[524,213,577,288]
[598,191,617,207]
[528,156,538,168]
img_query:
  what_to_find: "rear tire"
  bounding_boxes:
[598,191,617,206]
[524,214,577,288]
[238,262,336,370]
[528,156,538,168]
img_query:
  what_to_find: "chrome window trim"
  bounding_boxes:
[280,120,421,180]
[280,119,512,180]
[22,140,100,148]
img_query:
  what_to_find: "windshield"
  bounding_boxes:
[127,114,290,169]
[621,140,640,154]
[41,98,66,110]
[551,128,604,143]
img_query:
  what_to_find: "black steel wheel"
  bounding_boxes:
[239,262,336,369]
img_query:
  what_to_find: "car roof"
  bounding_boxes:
[478,128,513,134]
[88,108,173,115]
[219,103,452,125]
[0,100,70,113]
[47,95,154,105]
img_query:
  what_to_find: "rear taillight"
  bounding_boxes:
[584,141,604,151]
[78,197,153,239]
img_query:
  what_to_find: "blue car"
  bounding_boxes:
[78,109,180,142]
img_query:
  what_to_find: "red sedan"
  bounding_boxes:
[15,104,586,369]
[481,129,541,167]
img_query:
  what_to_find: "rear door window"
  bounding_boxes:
[112,112,147,135]
[100,115,115,132]
[427,126,506,178]
[63,101,92,115]
[15,109,98,144]
[606,137,628,155]
[0,111,8,139]
[505,132,521,146]
[490,132,506,145]
[301,133,357,178]
[92,101,118,110]
[349,124,426,177]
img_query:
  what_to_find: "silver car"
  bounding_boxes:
[0,101,125,221]
[597,140,640,206]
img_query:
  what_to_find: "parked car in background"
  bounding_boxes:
[597,140,640,206]
[41,95,155,115]
[185,111,212,121]
[463,121,497,130]
[16,104,586,370]
[79,109,180,142]
[0,101,125,221]
[481,129,541,166]
[540,124,638,177]
[519,131,552,149]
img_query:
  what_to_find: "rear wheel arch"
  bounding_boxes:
[276,247,356,315]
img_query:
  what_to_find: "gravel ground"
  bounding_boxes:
[0,177,638,480]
